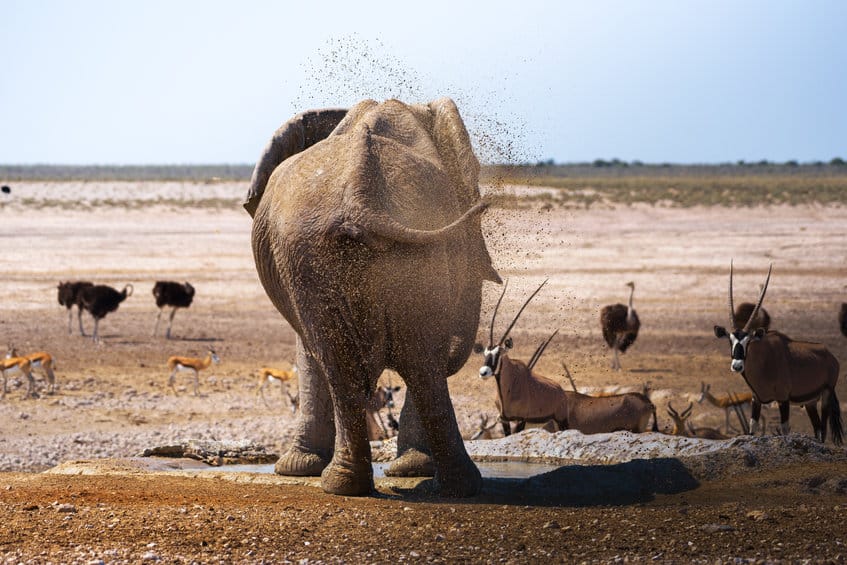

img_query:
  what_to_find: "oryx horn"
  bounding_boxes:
[727,260,736,328]
[488,279,509,348]
[527,328,559,372]
[741,263,773,333]
[498,279,549,347]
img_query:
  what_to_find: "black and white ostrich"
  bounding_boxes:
[600,281,640,371]
[79,284,134,343]
[152,281,195,339]
[733,302,771,332]
[57,281,94,335]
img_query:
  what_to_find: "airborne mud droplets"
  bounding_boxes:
[291,34,559,349]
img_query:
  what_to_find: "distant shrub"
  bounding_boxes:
[830,157,846,166]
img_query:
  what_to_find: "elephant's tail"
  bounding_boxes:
[334,200,492,247]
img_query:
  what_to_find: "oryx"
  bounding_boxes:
[713,262,843,444]
[474,280,658,436]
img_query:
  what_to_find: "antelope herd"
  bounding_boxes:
[3,262,845,448]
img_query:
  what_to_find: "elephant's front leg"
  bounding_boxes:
[274,337,335,477]
[406,373,482,497]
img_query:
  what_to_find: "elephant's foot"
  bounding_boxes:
[435,457,483,498]
[320,461,374,496]
[384,448,435,477]
[274,447,329,477]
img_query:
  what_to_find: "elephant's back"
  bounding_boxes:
[264,134,462,235]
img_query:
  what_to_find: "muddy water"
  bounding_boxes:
[195,461,561,479]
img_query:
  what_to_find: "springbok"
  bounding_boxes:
[697,382,753,433]
[6,347,56,395]
[366,384,401,441]
[714,262,843,444]
[285,390,299,414]
[666,402,729,439]
[256,366,298,406]
[475,280,658,436]
[468,414,499,440]
[166,348,220,396]
[1,355,34,399]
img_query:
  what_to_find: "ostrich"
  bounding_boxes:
[79,284,134,343]
[733,302,771,332]
[600,281,640,371]
[152,281,195,339]
[57,281,94,335]
[734,285,771,331]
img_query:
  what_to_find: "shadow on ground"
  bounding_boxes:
[395,458,698,507]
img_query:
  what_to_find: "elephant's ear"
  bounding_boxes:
[428,98,501,284]
[428,97,481,208]
[244,108,348,217]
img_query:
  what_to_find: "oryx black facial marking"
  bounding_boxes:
[478,340,512,379]
[715,326,765,373]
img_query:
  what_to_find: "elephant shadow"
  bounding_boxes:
[391,458,699,507]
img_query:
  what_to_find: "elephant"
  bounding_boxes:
[246,97,501,497]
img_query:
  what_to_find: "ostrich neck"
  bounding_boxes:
[627,287,635,319]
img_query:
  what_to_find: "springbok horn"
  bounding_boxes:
[667,402,679,418]
[741,264,773,333]
[682,402,693,419]
[728,260,736,328]
[498,279,549,347]
[489,279,509,347]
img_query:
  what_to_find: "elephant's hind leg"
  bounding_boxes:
[385,396,435,477]
[405,371,482,497]
[316,350,377,496]
[275,338,335,477]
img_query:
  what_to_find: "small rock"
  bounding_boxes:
[55,503,76,513]
[700,523,735,533]
[746,510,770,521]
[141,550,159,561]
[542,520,561,529]
[435,534,446,542]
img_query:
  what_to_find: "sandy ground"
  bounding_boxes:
[1,182,847,562]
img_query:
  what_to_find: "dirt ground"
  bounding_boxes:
[1,182,847,563]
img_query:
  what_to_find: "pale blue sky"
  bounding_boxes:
[1,0,845,165]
